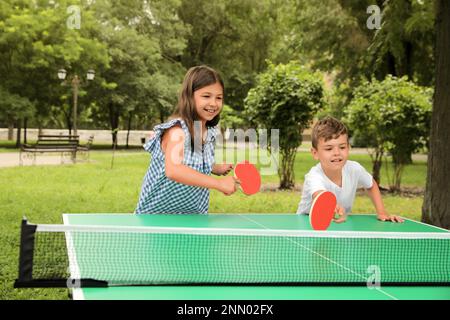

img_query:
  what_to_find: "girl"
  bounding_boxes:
[135,66,237,214]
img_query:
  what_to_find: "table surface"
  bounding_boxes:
[63,213,450,300]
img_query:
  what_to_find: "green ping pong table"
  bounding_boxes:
[62,213,450,300]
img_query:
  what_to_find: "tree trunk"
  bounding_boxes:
[386,51,397,77]
[112,130,118,149]
[15,119,22,148]
[391,162,404,193]
[372,160,381,186]
[370,149,384,186]
[63,107,72,136]
[109,102,120,149]
[279,148,296,190]
[422,0,450,229]
[8,122,14,140]
[159,108,166,124]
[23,117,28,144]
[404,40,414,80]
[126,111,132,149]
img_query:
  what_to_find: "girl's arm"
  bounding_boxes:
[162,126,237,195]
[212,164,233,176]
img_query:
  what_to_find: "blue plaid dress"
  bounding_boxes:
[135,118,217,214]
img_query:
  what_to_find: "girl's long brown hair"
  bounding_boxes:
[171,65,224,151]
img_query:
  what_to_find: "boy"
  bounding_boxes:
[297,116,403,223]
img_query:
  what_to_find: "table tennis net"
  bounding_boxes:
[15,218,450,288]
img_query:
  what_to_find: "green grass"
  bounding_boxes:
[0,141,18,152]
[0,150,427,300]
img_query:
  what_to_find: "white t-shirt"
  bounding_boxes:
[296,160,373,214]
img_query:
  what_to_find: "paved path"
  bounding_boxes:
[0,152,73,168]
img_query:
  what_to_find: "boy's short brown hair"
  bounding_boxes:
[311,116,349,149]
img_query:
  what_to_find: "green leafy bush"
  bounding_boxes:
[244,61,325,189]
[344,75,432,191]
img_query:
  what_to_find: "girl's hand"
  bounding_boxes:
[213,164,233,176]
[217,176,238,195]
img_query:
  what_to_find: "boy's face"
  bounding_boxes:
[311,134,350,172]
[194,82,223,123]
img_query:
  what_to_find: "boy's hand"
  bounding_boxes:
[377,214,404,223]
[333,205,347,223]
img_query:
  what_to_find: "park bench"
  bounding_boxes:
[77,135,94,161]
[19,135,79,165]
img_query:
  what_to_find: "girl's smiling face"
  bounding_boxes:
[194,82,223,123]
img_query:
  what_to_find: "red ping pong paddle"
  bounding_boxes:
[309,191,337,231]
[234,161,261,195]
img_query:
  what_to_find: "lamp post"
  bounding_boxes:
[58,69,95,136]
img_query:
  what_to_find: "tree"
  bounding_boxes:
[285,0,435,116]
[344,76,432,191]
[245,62,325,189]
[0,87,35,147]
[0,0,109,133]
[421,0,450,229]
[367,0,435,85]
[178,0,293,111]
[84,0,186,147]
[219,105,244,135]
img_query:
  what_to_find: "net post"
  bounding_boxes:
[14,217,37,288]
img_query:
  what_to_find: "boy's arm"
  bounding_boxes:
[312,190,346,223]
[366,179,404,222]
